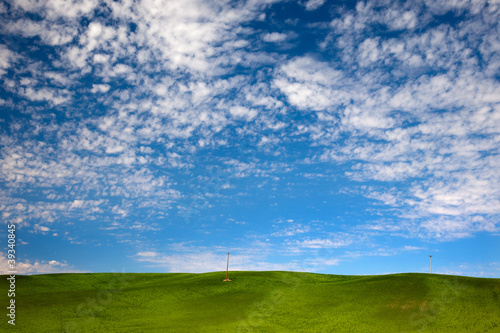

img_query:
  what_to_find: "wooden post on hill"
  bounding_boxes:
[429,255,432,274]
[223,252,232,282]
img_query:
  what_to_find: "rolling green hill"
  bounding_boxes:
[1,271,499,332]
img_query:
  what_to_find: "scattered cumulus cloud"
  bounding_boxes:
[262,32,290,42]
[303,0,326,11]
[0,252,86,275]
[0,0,499,273]
[91,84,111,93]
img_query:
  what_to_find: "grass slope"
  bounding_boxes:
[1,271,499,332]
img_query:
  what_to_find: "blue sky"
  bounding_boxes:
[0,0,499,277]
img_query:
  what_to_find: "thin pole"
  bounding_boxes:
[429,255,432,274]
[226,252,229,279]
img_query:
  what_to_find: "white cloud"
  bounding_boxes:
[290,236,353,249]
[34,224,50,233]
[303,0,326,11]
[2,19,78,45]
[13,0,98,19]
[92,54,109,63]
[1,0,499,253]
[137,251,159,257]
[18,87,71,105]
[229,106,258,121]
[383,9,418,30]
[0,45,16,76]
[420,215,497,239]
[134,250,302,273]
[277,2,500,241]
[94,0,284,75]
[44,71,72,85]
[422,0,489,15]
[274,56,349,111]
[435,262,500,278]
[402,245,425,251]
[271,223,310,237]
[0,252,86,275]
[262,32,289,42]
[279,56,343,85]
[91,84,111,93]
[70,200,84,208]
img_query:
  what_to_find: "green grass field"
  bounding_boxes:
[1,271,499,332]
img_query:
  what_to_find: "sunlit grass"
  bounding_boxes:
[1,271,499,332]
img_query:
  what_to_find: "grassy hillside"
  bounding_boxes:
[1,271,499,332]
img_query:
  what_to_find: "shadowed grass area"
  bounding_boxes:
[1,271,499,332]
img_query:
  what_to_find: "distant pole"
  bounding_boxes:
[223,252,232,282]
[429,255,432,274]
